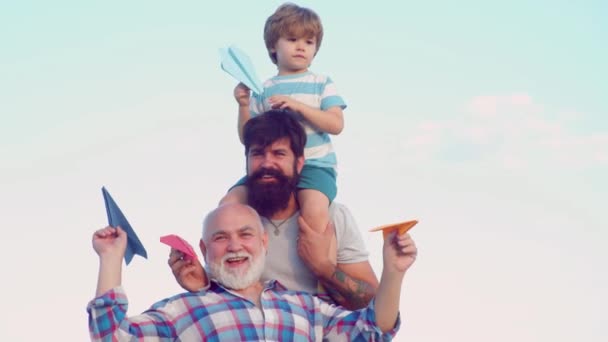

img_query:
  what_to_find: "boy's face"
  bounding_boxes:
[271,35,317,75]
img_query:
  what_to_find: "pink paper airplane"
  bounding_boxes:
[160,234,198,260]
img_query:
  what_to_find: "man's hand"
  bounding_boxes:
[92,226,126,296]
[168,248,208,292]
[384,231,417,274]
[234,83,251,107]
[268,95,304,113]
[296,216,336,278]
[92,226,127,259]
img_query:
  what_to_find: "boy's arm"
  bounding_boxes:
[268,96,344,135]
[92,226,126,296]
[374,231,417,331]
[237,104,250,144]
[234,83,252,143]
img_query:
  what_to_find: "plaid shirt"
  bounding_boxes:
[87,280,399,341]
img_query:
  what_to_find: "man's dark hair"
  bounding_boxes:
[243,110,306,158]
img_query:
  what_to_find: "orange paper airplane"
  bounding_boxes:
[369,220,418,238]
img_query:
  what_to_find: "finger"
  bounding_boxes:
[324,221,336,238]
[169,249,187,267]
[396,235,414,247]
[178,264,194,279]
[94,226,116,238]
[398,244,418,256]
[297,215,313,235]
[169,248,185,262]
[383,230,397,243]
[115,226,127,238]
[170,258,188,276]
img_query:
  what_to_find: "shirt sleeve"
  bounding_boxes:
[87,286,177,341]
[320,76,347,110]
[317,297,401,341]
[331,203,370,264]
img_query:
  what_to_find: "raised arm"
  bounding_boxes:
[234,83,252,143]
[297,216,378,310]
[89,226,178,340]
[374,231,417,331]
[316,230,417,340]
[92,226,126,296]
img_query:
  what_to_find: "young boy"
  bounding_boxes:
[221,3,346,266]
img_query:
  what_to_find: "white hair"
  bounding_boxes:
[201,203,264,240]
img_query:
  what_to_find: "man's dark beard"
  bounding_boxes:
[246,167,298,218]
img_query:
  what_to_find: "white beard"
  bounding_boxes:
[208,247,266,290]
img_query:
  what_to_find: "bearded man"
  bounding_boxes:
[169,110,378,309]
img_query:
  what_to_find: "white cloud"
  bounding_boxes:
[400,94,607,169]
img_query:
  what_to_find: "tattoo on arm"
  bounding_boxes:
[321,268,375,310]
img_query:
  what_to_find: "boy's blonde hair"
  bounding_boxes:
[263,3,324,65]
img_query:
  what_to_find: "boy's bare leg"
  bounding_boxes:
[219,185,248,205]
[297,189,335,265]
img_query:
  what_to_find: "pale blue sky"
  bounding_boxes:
[1,1,606,341]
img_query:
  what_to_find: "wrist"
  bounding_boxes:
[99,254,123,266]
[313,260,336,280]
[380,268,406,283]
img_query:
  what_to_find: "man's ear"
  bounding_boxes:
[261,230,269,252]
[296,156,305,173]
[199,239,207,263]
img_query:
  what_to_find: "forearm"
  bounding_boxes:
[88,287,175,340]
[295,105,344,135]
[95,256,122,297]
[237,105,250,143]
[374,270,405,332]
[318,264,377,310]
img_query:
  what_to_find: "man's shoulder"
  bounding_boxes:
[150,291,201,309]
[329,202,351,217]
[329,202,359,231]
[150,284,226,310]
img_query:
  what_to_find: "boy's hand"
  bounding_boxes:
[92,226,127,259]
[234,83,251,107]
[168,248,208,292]
[383,232,417,274]
[268,95,303,113]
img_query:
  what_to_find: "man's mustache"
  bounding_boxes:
[250,167,286,181]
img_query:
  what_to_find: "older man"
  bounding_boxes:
[88,203,417,340]
[170,110,378,309]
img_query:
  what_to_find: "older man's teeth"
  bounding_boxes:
[227,257,247,263]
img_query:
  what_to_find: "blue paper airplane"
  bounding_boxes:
[220,45,264,95]
[102,187,148,265]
